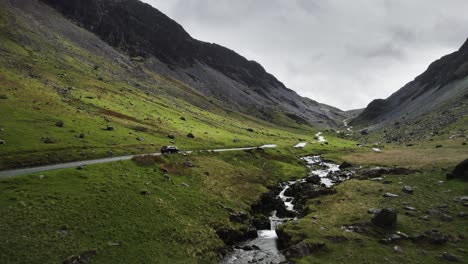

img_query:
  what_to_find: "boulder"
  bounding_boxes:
[0,140,5,145]
[339,161,352,169]
[305,175,321,184]
[168,134,175,139]
[284,241,325,259]
[180,117,186,121]
[372,208,397,228]
[136,137,144,141]
[187,133,195,138]
[447,159,468,180]
[246,128,254,132]
[105,125,114,131]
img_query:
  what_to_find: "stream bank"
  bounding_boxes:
[221,156,354,264]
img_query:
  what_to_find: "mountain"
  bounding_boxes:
[351,39,468,137]
[36,0,347,127]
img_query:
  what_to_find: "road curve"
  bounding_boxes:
[0,145,277,178]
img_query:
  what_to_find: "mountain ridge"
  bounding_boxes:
[39,0,348,127]
[351,38,468,132]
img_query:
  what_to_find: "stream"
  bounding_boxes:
[221,155,348,264]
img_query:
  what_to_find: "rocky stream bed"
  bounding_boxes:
[221,155,354,264]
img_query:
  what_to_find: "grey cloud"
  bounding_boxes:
[144,0,468,110]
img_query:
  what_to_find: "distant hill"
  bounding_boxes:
[351,38,468,139]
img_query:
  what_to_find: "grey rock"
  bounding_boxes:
[136,137,144,141]
[440,252,459,262]
[383,193,399,198]
[371,177,384,181]
[440,214,454,222]
[402,185,414,194]
[0,140,5,145]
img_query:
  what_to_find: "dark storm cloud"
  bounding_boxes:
[142,0,468,110]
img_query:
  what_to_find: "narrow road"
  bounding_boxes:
[0,144,277,178]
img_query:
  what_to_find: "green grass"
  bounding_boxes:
[0,149,309,263]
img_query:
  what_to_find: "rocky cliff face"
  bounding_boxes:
[40,0,347,127]
[351,38,468,129]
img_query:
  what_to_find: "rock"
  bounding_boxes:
[108,242,120,247]
[420,215,431,221]
[361,129,369,135]
[404,206,417,211]
[229,211,249,223]
[437,204,448,208]
[76,166,85,170]
[77,134,85,139]
[339,161,352,169]
[187,132,194,138]
[425,209,441,216]
[440,252,460,262]
[105,124,114,131]
[383,193,399,198]
[106,150,113,156]
[435,145,443,148]
[168,134,175,139]
[441,214,454,222]
[0,140,5,145]
[216,226,257,245]
[284,241,325,258]
[371,177,384,181]
[237,245,260,251]
[163,174,170,181]
[393,246,403,253]
[184,161,196,167]
[305,175,321,184]
[246,128,254,132]
[55,121,64,127]
[457,212,467,218]
[181,183,190,187]
[402,185,414,194]
[136,137,144,141]
[446,159,468,180]
[372,208,397,229]
[63,250,97,264]
[180,117,186,121]
[425,230,450,245]
[383,180,393,184]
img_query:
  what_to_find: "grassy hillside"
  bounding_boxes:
[279,142,468,264]
[0,4,334,170]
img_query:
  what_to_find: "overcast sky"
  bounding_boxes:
[142,0,468,110]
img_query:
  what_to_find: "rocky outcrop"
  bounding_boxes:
[447,159,468,180]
